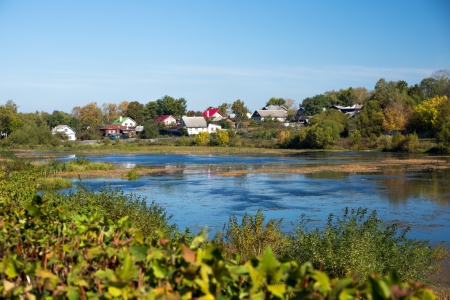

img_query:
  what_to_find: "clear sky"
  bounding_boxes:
[0,0,449,113]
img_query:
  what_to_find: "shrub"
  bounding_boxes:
[401,133,420,152]
[193,132,210,146]
[288,207,447,283]
[214,209,289,262]
[391,132,406,150]
[176,136,190,146]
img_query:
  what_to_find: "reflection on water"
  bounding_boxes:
[55,152,450,246]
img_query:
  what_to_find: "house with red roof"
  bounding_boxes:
[155,115,177,126]
[202,108,224,121]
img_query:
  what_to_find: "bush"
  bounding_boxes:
[288,207,447,283]
[193,131,210,146]
[401,133,420,152]
[214,209,289,262]
[176,136,191,146]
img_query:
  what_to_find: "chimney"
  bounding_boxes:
[207,110,209,117]
[120,116,122,122]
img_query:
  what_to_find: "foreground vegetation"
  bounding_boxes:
[0,156,448,298]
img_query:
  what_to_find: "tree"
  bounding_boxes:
[102,103,119,124]
[411,95,447,131]
[117,101,129,115]
[156,95,187,118]
[357,100,383,137]
[5,100,18,113]
[44,110,73,129]
[382,103,411,132]
[420,78,439,100]
[305,120,341,148]
[194,132,210,145]
[302,94,332,116]
[266,97,286,107]
[72,102,103,139]
[144,101,159,121]
[310,109,349,134]
[218,103,229,117]
[125,101,145,124]
[0,106,22,137]
[231,99,249,129]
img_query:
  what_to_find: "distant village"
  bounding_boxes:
[51,103,362,141]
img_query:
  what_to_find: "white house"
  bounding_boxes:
[180,117,208,135]
[112,116,137,127]
[207,123,222,133]
[51,125,76,141]
[251,110,288,122]
[156,115,177,126]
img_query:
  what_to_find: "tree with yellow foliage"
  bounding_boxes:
[382,103,411,132]
[412,95,447,131]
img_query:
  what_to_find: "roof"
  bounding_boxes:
[261,105,288,111]
[202,108,222,118]
[155,115,175,123]
[100,124,127,130]
[252,110,288,118]
[52,125,75,133]
[181,116,207,128]
[112,116,136,124]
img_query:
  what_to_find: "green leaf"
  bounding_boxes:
[108,285,122,297]
[130,245,149,262]
[133,231,144,244]
[260,247,278,275]
[312,270,331,294]
[4,258,20,278]
[267,284,286,298]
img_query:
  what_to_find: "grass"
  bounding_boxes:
[37,177,73,189]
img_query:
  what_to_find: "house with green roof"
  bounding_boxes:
[112,116,137,127]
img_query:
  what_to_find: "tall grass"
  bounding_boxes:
[37,177,73,190]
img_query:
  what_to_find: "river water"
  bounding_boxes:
[58,152,450,246]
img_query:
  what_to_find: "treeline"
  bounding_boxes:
[0,158,446,298]
[1,70,449,151]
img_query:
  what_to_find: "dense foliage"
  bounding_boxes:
[0,167,441,299]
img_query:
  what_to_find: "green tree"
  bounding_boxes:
[44,110,73,129]
[357,100,384,137]
[310,109,349,134]
[231,99,249,129]
[125,101,145,125]
[102,103,120,124]
[5,99,18,113]
[144,101,159,121]
[306,120,341,148]
[213,130,229,145]
[156,95,187,118]
[218,103,229,117]
[72,102,103,139]
[266,97,286,107]
[302,94,332,116]
[0,106,23,137]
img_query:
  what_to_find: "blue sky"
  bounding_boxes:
[0,0,449,113]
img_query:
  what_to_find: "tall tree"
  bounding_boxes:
[302,94,332,116]
[357,100,383,137]
[155,95,187,118]
[117,101,129,116]
[125,101,145,124]
[218,103,230,116]
[0,106,22,137]
[382,103,411,132]
[102,103,119,124]
[144,101,159,121]
[5,100,18,113]
[72,102,103,138]
[231,99,249,129]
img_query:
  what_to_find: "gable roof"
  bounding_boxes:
[261,105,288,111]
[181,116,207,128]
[155,115,175,123]
[52,125,76,134]
[202,108,222,118]
[112,116,136,124]
[252,110,288,118]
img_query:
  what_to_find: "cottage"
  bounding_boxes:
[202,108,224,121]
[180,116,208,135]
[51,125,76,141]
[155,115,177,126]
[99,124,136,137]
[112,116,137,127]
[251,110,288,122]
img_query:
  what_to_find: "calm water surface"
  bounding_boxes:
[58,152,450,246]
